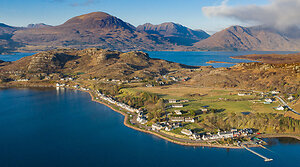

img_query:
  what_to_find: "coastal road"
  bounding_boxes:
[275,96,300,115]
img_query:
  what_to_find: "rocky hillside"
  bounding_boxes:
[137,22,210,46]
[0,23,22,53]
[194,25,300,51]
[0,48,196,80]
[11,12,172,52]
[189,62,300,93]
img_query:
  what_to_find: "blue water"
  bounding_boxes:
[1,51,297,68]
[0,52,35,62]
[147,51,297,67]
[0,88,299,167]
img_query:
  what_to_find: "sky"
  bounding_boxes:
[0,0,273,33]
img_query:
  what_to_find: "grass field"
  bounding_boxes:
[133,85,282,115]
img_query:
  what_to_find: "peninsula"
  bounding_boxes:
[1,48,300,148]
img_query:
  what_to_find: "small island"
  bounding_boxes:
[0,48,300,149]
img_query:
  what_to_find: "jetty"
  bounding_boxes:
[242,145,273,162]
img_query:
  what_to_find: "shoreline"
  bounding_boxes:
[83,90,242,149]
[1,85,300,148]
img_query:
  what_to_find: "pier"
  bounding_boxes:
[242,145,273,162]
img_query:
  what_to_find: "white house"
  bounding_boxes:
[172,104,183,108]
[265,98,274,103]
[184,117,195,123]
[174,110,182,115]
[152,123,163,131]
[181,129,192,136]
[275,106,285,111]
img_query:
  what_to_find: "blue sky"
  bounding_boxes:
[0,0,269,32]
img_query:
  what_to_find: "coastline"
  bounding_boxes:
[1,85,300,148]
[83,90,242,149]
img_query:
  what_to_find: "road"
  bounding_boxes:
[275,96,300,115]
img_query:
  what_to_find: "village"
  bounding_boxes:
[53,81,299,145]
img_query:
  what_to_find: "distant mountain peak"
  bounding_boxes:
[61,12,135,31]
[27,23,51,29]
[137,22,210,46]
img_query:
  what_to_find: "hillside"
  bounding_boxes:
[187,62,300,93]
[0,48,197,81]
[0,23,22,53]
[232,53,300,64]
[194,25,300,51]
[11,12,173,52]
[137,22,210,46]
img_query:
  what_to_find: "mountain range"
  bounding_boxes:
[1,11,300,53]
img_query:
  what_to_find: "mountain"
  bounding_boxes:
[0,23,22,53]
[193,25,300,51]
[12,12,172,52]
[27,23,52,29]
[137,22,210,46]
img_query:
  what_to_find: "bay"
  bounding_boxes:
[147,51,297,67]
[0,88,299,167]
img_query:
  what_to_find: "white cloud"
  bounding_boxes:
[202,0,300,30]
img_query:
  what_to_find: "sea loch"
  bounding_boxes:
[0,88,300,167]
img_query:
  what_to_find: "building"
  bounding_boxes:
[218,131,234,138]
[152,123,163,131]
[184,117,195,123]
[174,110,182,115]
[181,129,192,136]
[192,133,202,140]
[265,98,274,103]
[180,99,189,103]
[200,108,208,112]
[170,117,184,122]
[288,95,294,101]
[169,99,178,103]
[238,93,246,96]
[271,91,280,94]
[172,104,183,108]
[275,106,285,111]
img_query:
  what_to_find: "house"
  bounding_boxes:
[152,123,163,131]
[218,131,233,138]
[174,110,182,115]
[137,116,147,124]
[170,117,184,122]
[169,99,178,103]
[200,108,208,112]
[165,126,172,131]
[181,129,193,136]
[172,104,183,108]
[271,91,280,94]
[288,95,294,101]
[238,93,246,96]
[192,133,202,140]
[180,99,189,103]
[184,117,195,123]
[265,98,274,103]
[146,84,153,87]
[275,105,285,111]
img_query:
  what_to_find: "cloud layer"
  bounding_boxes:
[202,0,300,29]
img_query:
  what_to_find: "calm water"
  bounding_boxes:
[147,51,297,67]
[0,52,35,62]
[1,51,297,68]
[0,88,300,167]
